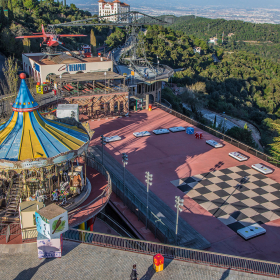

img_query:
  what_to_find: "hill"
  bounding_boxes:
[171,15,280,43]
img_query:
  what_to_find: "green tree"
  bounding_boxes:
[226,126,255,147]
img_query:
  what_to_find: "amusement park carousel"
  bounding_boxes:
[0,74,93,222]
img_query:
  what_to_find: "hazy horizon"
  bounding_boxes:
[78,0,280,9]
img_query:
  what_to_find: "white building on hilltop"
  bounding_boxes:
[98,0,130,22]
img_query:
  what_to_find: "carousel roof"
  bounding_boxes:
[0,74,89,161]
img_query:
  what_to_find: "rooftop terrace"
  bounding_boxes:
[88,106,280,262]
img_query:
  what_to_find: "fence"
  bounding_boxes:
[21,227,38,243]
[67,155,112,227]
[88,151,176,245]
[155,102,280,168]
[63,228,280,278]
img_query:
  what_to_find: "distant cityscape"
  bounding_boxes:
[75,2,280,24]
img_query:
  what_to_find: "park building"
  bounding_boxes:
[22,51,113,84]
[98,0,130,22]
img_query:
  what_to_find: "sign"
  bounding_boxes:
[131,71,135,76]
[43,85,48,94]
[34,63,40,73]
[58,65,66,72]
[35,205,68,239]
[36,85,43,94]
[37,233,62,258]
[66,64,86,72]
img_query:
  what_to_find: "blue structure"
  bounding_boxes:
[186,127,194,135]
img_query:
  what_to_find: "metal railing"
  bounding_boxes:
[88,151,176,245]
[21,227,38,242]
[67,155,112,227]
[63,228,280,278]
[155,102,280,168]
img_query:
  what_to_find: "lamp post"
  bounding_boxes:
[157,55,159,74]
[122,153,128,205]
[100,135,106,164]
[174,196,184,245]
[145,171,153,229]
[104,71,107,94]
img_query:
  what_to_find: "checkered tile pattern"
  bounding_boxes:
[185,165,280,232]
[171,175,203,193]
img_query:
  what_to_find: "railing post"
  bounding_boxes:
[6,224,10,243]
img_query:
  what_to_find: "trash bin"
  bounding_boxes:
[153,254,164,272]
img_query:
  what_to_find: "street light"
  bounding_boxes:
[157,55,159,74]
[100,135,107,164]
[174,196,184,245]
[145,171,153,229]
[122,153,128,205]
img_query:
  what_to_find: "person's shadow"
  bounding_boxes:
[140,259,172,279]
[13,258,52,280]
[140,265,155,280]
[220,268,231,280]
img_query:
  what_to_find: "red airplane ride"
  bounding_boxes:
[16,24,86,47]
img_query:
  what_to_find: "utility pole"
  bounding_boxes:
[145,171,153,229]
[100,135,106,164]
[174,196,184,245]
[122,153,128,205]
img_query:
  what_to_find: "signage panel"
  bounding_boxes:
[66,64,86,72]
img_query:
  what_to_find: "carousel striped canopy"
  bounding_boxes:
[0,75,89,161]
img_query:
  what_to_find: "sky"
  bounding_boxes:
[123,0,280,9]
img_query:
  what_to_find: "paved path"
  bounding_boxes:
[0,241,275,280]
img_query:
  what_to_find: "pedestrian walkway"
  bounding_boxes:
[0,241,275,280]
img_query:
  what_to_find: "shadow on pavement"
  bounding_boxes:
[140,264,155,280]
[13,259,52,280]
[220,268,231,279]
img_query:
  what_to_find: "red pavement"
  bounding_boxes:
[69,165,108,227]
[88,108,280,262]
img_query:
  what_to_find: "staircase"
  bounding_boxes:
[5,178,21,217]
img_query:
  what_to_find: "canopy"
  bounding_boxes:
[0,75,89,161]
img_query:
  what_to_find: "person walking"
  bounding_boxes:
[130,264,138,280]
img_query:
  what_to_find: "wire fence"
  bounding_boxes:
[63,228,280,278]
[155,102,280,168]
